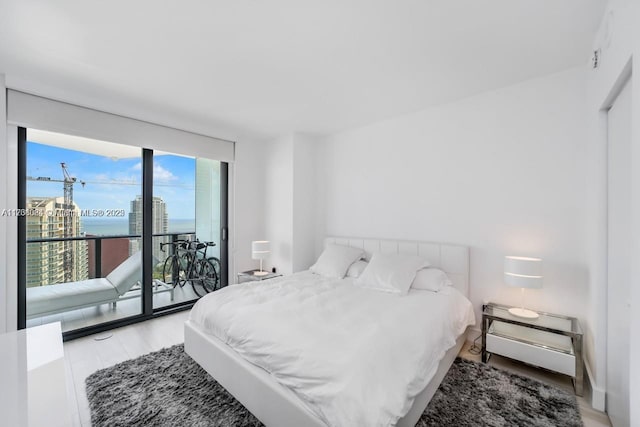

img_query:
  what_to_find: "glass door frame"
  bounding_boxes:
[16,128,229,340]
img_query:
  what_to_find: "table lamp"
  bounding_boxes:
[252,241,270,276]
[504,256,543,319]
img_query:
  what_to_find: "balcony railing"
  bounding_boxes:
[27,231,195,282]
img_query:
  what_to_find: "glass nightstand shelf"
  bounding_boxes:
[237,270,282,283]
[482,302,584,396]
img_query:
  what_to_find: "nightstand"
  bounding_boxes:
[237,269,282,283]
[481,302,584,396]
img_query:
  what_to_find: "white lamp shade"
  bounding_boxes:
[252,241,270,260]
[504,256,542,289]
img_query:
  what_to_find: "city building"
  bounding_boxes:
[86,235,129,278]
[128,195,168,263]
[25,197,89,288]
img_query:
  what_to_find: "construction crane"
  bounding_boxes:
[60,162,84,210]
[27,163,85,282]
[60,163,84,282]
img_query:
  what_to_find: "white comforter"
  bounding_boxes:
[189,271,475,427]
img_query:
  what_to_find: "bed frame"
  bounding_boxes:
[185,237,470,426]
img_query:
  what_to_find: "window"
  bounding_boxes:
[18,128,228,336]
[9,91,233,337]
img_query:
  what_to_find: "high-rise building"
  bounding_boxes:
[26,197,89,288]
[128,195,168,262]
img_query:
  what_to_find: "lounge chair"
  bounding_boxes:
[26,252,173,319]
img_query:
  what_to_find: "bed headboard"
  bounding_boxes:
[324,237,469,297]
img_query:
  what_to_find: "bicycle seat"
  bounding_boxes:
[196,243,206,250]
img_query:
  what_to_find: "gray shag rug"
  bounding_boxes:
[86,345,582,427]
[417,357,583,427]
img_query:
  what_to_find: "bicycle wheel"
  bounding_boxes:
[190,271,206,298]
[162,257,178,287]
[163,256,187,288]
[198,259,219,293]
[181,253,205,297]
[207,257,221,290]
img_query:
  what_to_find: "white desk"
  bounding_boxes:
[0,322,71,427]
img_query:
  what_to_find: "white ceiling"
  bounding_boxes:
[0,0,606,140]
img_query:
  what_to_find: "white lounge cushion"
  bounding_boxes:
[107,252,142,295]
[26,253,142,317]
[26,278,119,316]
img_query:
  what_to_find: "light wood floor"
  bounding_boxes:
[64,311,611,426]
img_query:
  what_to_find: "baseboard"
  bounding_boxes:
[466,327,481,345]
[583,356,606,411]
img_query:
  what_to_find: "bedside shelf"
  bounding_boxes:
[237,270,282,283]
[482,303,583,396]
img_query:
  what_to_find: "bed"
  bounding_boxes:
[184,237,474,426]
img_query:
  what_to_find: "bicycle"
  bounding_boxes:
[188,240,221,296]
[160,240,189,289]
[161,239,221,297]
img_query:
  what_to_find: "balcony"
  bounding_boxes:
[25,232,203,332]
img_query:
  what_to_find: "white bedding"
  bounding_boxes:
[189,271,475,427]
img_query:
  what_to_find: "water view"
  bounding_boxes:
[82,218,196,236]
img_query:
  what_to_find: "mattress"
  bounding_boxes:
[189,271,475,427]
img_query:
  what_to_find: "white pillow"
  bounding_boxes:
[411,268,452,292]
[346,260,368,278]
[355,253,429,294]
[310,244,364,278]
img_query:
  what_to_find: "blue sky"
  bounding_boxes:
[27,142,196,220]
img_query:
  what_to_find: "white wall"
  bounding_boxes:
[630,15,640,426]
[232,139,267,277]
[0,74,7,333]
[263,133,318,275]
[292,134,318,272]
[587,0,640,418]
[264,134,295,274]
[316,66,589,346]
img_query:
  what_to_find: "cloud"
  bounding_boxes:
[154,164,178,182]
[129,162,177,182]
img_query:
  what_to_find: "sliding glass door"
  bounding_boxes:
[22,129,143,332]
[18,128,228,337]
[151,154,225,309]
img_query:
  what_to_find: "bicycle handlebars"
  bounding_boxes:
[160,239,217,252]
